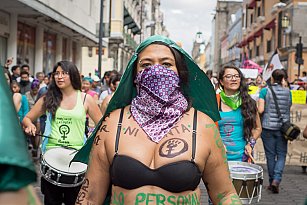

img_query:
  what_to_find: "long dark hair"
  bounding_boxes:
[218,65,257,141]
[133,42,191,108]
[43,61,81,117]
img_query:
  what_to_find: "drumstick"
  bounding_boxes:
[69,150,78,155]
[248,152,256,164]
[24,132,56,139]
[41,135,56,139]
[24,132,43,137]
[58,145,79,155]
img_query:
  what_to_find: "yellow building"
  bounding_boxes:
[239,0,307,81]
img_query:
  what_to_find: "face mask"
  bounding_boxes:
[20,80,29,86]
[131,64,188,143]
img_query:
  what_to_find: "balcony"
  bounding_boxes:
[124,6,141,35]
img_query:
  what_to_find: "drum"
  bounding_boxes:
[41,147,87,187]
[228,161,263,204]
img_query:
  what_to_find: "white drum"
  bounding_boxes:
[228,161,263,204]
[41,147,87,187]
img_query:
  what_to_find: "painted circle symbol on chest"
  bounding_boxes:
[159,138,188,158]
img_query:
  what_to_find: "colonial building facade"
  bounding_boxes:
[1,0,167,77]
[0,0,101,75]
[82,0,168,76]
[203,0,307,81]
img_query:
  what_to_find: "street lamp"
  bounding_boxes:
[139,0,144,42]
[98,0,104,78]
[281,15,290,47]
[281,15,290,29]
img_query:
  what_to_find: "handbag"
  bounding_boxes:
[268,85,301,141]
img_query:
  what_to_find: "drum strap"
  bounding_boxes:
[115,108,125,154]
[192,109,197,162]
[42,112,52,153]
[83,93,87,105]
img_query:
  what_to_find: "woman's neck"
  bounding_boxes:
[224,89,238,96]
[61,86,77,97]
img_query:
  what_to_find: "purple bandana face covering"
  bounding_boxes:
[130,64,188,143]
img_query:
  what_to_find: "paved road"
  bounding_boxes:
[34,163,306,204]
[199,165,307,205]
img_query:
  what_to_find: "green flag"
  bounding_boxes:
[72,35,221,164]
[0,66,37,191]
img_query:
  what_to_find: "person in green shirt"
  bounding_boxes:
[22,61,102,205]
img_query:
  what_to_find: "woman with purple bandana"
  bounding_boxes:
[74,36,241,205]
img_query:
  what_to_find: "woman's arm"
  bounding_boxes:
[251,112,262,140]
[303,125,307,139]
[244,112,262,158]
[22,97,45,135]
[93,93,99,103]
[100,95,111,116]
[12,93,22,112]
[257,98,265,114]
[75,121,111,204]
[202,122,241,205]
[85,94,102,125]
[257,87,267,114]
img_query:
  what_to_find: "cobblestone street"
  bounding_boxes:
[199,165,307,205]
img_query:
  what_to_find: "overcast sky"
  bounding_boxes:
[160,1,217,55]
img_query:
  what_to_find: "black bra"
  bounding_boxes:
[110,109,202,193]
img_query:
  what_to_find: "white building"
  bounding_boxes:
[0,0,102,75]
[81,0,169,76]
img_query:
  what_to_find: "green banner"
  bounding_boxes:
[0,66,36,191]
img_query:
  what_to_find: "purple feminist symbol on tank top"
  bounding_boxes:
[223,123,234,137]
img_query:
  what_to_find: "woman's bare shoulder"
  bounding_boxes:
[189,108,216,124]
[95,106,131,154]
[13,93,22,100]
[104,106,129,119]
[98,106,130,132]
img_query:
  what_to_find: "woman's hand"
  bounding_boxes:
[4,57,13,67]
[24,122,37,136]
[22,97,45,136]
[244,143,252,157]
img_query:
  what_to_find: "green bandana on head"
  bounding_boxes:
[72,35,221,164]
[220,91,242,110]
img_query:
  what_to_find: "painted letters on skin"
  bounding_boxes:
[134,192,200,205]
[112,191,200,205]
